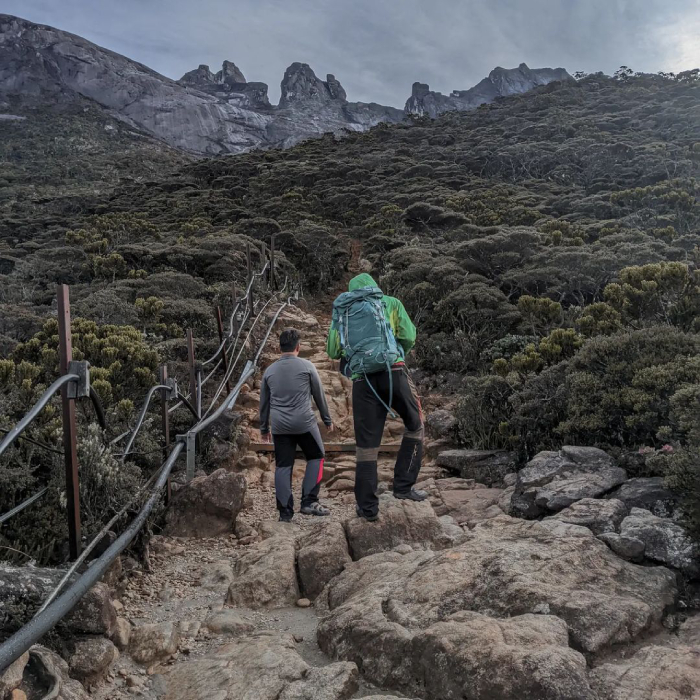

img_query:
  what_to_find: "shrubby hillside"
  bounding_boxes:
[1,69,700,559]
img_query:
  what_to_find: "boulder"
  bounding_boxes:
[163,631,358,700]
[424,409,456,438]
[597,532,646,561]
[343,495,453,560]
[68,636,119,684]
[417,612,591,700]
[318,514,677,699]
[0,566,116,638]
[111,617,131,650]
[620,508,698,576]
[590,644,700,699]
[297,522,351,600]
[607,477,679,517]
[164,468,246,538]
[227,536,300,609]
[435,484,504,527]
[0,651,28,697]
[129,621,180,666]
[25,646,90,700]
[204,610,254,636]
[546,498,628,535]
[512,447,627,518]
[436,449,517,486]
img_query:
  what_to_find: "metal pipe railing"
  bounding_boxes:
[0,251,296,673]
[0,488,49,526]
[120,385,172,460]
[0,442,184,673]
[0,374,78,458]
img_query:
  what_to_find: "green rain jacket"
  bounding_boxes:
[326,273,417,366]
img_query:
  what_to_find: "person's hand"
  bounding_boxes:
[261,431,272,444]
[326,423,337,435]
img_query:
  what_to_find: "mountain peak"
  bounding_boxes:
[406,63,573,117]
[216,60,246,86]
[279,63,347,108]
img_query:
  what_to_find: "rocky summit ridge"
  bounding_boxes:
[0,13,571,155]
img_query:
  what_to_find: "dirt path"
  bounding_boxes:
[91,298,438,699]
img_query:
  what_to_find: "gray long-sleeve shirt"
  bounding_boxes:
[259,355,332,435]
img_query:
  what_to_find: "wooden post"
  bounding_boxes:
[57,285,81,560]
[159,365,171,505]
[270,234,276,290]
[216,306,232,394]
[186,329,199,418]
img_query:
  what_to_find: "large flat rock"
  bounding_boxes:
[317,515,677,698]
[590,644,700,699]
[227,535,299,609]
[163,631,358,700]
[343,495,456,560]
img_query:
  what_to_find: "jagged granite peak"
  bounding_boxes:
[406,62,573,118]
[0,14,572,155]
[179,64,217,87]
[216,60,246,86]
[326,74,347,101]
[279,62,347,108]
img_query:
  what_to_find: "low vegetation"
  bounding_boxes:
[2,69,700,558]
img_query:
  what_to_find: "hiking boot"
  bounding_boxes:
[356,506,379,522]
[393,488,428,502]
[300,502,330,517]
[279,514,294,523]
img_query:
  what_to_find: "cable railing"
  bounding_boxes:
[0,236,299,673]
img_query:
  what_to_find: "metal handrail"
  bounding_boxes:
[0,488,49,525]
[0,256,295,673]
[120,385,172,460]
[0,442,184,672]
[0,374,78,458]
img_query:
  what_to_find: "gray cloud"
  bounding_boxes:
[3,0,699,107]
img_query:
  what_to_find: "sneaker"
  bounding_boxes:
[393,489,428,502]
[279,515,294,523]
[355,506,379,522]
[300,502,330,517]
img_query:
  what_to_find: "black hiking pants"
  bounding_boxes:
[352,365,424,517]
[273,426,325,518]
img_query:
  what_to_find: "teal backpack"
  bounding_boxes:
[332,286,402,415]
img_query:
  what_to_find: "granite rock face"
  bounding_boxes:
[511,446,627,518]
[318,515,676,698]
[0,15,401,155]
[406,63,573,117]
[1,15,570,155]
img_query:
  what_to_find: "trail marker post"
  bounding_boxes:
[57,285,81,560]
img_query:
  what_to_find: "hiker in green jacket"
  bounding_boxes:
[326,273,426,521]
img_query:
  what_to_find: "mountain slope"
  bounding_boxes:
[0,14,571,155]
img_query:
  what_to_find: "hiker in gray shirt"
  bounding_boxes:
[259,328,335,522]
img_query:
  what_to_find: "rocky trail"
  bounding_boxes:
[3,297,700,700]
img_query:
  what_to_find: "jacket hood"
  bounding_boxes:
[348,273,378,291]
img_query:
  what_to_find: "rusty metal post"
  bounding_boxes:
[159,365,171,505]
[216,307,232,394]
[246,242,254,312]
[57,285,81,560]
[186,329,199,419]
[270,234,276,290]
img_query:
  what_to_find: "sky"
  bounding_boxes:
[3,0,700,107]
